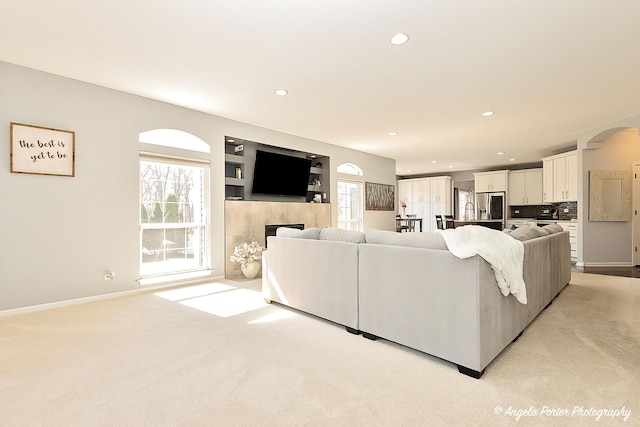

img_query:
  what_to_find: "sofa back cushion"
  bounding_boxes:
[509,227,537,241]
[276,227,321,240]
[319,227,366,243]
[509,226,549,241]
[543,224,563,234]
[365,229,447,250]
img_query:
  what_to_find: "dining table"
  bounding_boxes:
[396,216,423,232]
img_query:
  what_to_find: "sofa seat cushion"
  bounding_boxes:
[319,227,366,243]
[276,227,321,239]
[365,229,447,250]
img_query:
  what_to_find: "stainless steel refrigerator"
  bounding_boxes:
[476,192,506,226]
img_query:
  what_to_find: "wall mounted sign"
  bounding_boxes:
[10,122,75,177]
[365,182,395,211]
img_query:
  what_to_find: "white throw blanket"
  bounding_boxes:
[437,225,527,304]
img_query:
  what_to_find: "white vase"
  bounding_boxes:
[241,260,261,279]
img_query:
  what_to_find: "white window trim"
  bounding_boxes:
[337,178,364,232]
[139,153,212,282]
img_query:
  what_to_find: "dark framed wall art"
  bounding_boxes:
[365,182,395,211]
[10,122,75,177]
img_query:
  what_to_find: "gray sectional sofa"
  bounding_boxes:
[262,225,571,378]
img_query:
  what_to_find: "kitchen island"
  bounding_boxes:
[452,220,504,230]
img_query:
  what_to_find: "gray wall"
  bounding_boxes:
[0,61,396,311]
[581,128,639,264]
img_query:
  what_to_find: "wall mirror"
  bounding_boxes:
[589,170,631,221]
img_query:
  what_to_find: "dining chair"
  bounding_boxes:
[405,214,417,232]
[396,214,409,232]
[435,215,444,230]
[444,214,455,229]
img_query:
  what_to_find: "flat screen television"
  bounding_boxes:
[251,150,312,197]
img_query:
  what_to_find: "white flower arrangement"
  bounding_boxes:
[229,240,264,266]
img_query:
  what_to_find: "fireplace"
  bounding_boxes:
[265,223,304,247]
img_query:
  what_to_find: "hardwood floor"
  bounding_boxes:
[577,265,640,278]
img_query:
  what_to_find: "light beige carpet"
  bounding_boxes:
[0,272,638,426]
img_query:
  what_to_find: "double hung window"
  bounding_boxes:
[336,163,364,232]
[140,155,209,277]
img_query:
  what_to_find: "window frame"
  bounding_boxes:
[139,152,211,279]
[337,177,364,232]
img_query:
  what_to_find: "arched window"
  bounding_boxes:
[139,129,210,153]
[337,163,364,231]
[337,162,363,176]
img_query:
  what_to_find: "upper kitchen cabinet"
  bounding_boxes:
[508,169,543,206]
[542,151,577,202]
[542,159,554,203]
[398,179,412,206]
[430,177,450,203]
[474,170,508,192]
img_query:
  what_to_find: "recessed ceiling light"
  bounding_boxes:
[497,152,505,155]
[389,131,398,136]
[390,33,409,45]
[275,89,288,96]
[431,160,437,164]
[227,139,235,143]
[448,165,454,168]
[509,158,517,162]
[483,111,495,117]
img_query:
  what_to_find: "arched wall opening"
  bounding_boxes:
[578,124,640,267]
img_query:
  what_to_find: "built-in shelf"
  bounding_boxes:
[225,153,245,164]
[225,138,246,200]
[306,163,328,203]
[224,135,331,203]
[225,177,245,186]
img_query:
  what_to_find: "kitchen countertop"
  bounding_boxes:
[509,218,578,223]
[453,220,504,230]
[454,219,504,223]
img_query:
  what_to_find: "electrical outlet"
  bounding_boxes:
[104,271,116,280]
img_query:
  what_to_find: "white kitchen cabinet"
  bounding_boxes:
[412,179,431,202]
[430,178,447,203]
[474,170,508,192]
[558,221,578,262]
[397,176,451,232]
[542,151,577,202]
[542,159,554,203]
[398,180,412,205]
[508,169,542,205]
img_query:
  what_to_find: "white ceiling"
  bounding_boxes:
[2,0,640,175]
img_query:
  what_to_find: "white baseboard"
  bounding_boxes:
[0,274,227,318]
[580,262,634,268]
